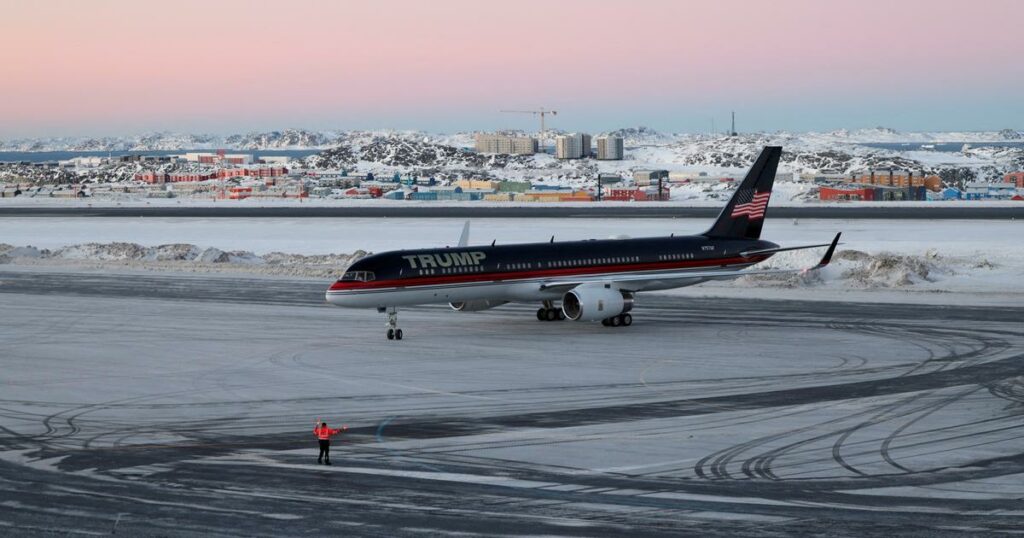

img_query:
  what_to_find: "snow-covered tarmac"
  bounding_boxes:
[2,267,1024,536]
[2,215,1023,535]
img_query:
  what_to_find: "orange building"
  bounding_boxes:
[515,190,593,202]
[851,169,941,191]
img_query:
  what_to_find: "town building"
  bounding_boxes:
[554,133,591,159]
[965,182,1017,200]
[633,169,669,186]
[456,179,502,191]
[820,185,928,201]
[1004,171,1024,188]
[595,135,624,160]
[180,152,254,165]
[849,169,941,191]
[515,190,592,202]
[474,134,538,155]
[601,187,670,202]
[580,133,592,158]
[134,165,287,185]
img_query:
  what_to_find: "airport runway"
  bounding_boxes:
[2,270,1024,536]
[2,204,1023,219]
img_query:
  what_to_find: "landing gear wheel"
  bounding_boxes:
[621,313,632,326]
[537,308,546,321]
[384,307,401,340]
[601,318,610,327]
[545,308,558,321]
[557,309,565,321]
[610,315,621,327]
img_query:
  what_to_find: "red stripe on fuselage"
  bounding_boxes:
[328,254,769,292]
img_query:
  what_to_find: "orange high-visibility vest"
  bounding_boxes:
[314,425,342,440]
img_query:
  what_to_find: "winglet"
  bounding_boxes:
[808,232,841,271]
[458,221,471,247]
[820,232,841,267]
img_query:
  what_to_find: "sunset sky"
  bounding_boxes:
[2,0,1022,137]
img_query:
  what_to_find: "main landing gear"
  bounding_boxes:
[601,313,632,327]
[380,307,403,340]
[536,300,565,322]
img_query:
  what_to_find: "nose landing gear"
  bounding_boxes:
[382,307,403,340]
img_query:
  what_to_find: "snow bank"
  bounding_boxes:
[739,248,1001,290]
[0,242,366,278]
[0,241,1005,292]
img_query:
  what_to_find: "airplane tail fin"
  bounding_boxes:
[703,146,781,240]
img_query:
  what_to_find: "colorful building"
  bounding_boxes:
[1004,171,1024,188]
[819,185,927,201]
[850,169,941,191]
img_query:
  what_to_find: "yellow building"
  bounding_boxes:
[514,190,592,202]
[456,179,502,190]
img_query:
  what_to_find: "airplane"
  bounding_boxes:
[326,146,840,340]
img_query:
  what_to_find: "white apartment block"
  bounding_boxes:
[555,133,591,159]
[474,134,538,155]
[596,135,624,160]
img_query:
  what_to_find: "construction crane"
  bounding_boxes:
[500,108,558,149]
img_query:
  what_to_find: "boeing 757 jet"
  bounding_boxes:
[326,146,840,339]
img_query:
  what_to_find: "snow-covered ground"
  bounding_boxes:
[2,195,1023,208]
[4,127,1023,199]
[2,217,1020,304]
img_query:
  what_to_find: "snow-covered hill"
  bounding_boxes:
[3,127,1023,191]
[302,129,1024,187]
[4,126,1021,152]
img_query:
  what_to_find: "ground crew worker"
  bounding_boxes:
[314,418,347,465]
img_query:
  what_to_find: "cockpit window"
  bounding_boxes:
[339,271,375,282]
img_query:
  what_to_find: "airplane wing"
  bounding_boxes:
[739,239,839,258]
[540,233,840,292]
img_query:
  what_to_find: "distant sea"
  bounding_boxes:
[0,148,322,164]
[858,142,1024,152]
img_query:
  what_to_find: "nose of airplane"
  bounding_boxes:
[325,281,359,307]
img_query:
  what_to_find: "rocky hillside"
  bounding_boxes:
[3,127,1022,187]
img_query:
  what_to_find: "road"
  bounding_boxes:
[1,270,1023,536]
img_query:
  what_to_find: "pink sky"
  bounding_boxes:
[2,0,1022,136]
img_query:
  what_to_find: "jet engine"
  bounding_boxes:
[450,299,508,312]
[561,284,634,321]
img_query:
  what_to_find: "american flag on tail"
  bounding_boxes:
[730,189,771,220]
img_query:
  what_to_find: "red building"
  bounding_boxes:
[820,186,875,201]
[1005,172,1024,188]
[604,188,649,201]
[168,172,217,182]
[135,171,168,184]
[228,186,253,199]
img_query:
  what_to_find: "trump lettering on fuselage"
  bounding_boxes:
[402,251,486,269]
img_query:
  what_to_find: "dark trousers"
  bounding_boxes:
[318,439,330,462]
